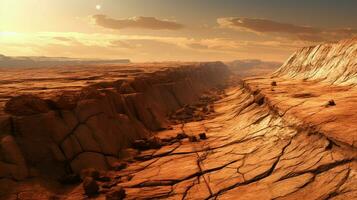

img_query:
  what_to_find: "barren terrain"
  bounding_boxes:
[0,38,356,200]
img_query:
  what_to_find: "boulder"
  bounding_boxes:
[83,177,99,196]
[189,136,198,142]
[110,162,128,171]
[132,139,148,150]
[199,133,207,140]
[326,99,336,107]
[176,132,188,140]
[106,186,126,200]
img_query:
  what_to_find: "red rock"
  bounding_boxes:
[105,186,126,200]
[83,177,99,196]
[4,95,50,116]
[199,132,207,140]
[189,135,198,142]
[80,168,100,180]
[110,162,128,171]
[326,99,336,107]
[119,81,136,94]
[176,132,188,140]
[53,92,79,110]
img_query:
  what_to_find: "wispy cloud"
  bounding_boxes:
[218,17,357,42]
[92,15,184,30]
[0,32,297,61]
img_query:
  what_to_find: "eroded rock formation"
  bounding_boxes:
[0,62,230,180]
[274,38,357,85]
[0,39,356,200]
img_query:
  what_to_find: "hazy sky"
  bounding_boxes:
[1,0,356,62]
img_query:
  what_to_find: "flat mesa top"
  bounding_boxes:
[0,62,195,113]
[245,76,357,148]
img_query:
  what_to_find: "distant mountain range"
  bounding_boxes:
[0,54,131,67]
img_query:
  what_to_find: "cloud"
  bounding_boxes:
[0,31,297,62]
[218,17,357,42]
[52,36,73,42]
[92,15,184,30]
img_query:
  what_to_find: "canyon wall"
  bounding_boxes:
[0,62,230,180]
[274,38,357,85]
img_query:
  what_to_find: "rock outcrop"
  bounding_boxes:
[0,62,230,180]
[1,38,356,200]
[274,38,357,85]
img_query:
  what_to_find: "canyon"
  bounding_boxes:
[0,38,356,200]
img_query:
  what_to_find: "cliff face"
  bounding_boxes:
[274,38,357,85]
[0,62,230,180]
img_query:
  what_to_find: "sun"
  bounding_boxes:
[96,4,101,10]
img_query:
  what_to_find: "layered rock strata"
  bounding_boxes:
[274,38,357,85]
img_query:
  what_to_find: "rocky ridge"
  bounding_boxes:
[274,38,357,85]
[0,62,230,181]
[0,39,356,200]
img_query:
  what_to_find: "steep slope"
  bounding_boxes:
[0,62,230,181]
[274,38,357,85]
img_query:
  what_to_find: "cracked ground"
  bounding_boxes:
[1,76,356,200]
[57,79,357,200]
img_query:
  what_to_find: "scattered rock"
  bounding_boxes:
[97,175,111,182]
[254,93,265,106]
[169,90,222,123]
[132,137,162,150]
[176,132,188,140]
[189,136,198,142]
[271,81,277,86]
[110,162,128,171]
[83,177,99,196]
[161,136,176,143]
[121,175,133,182]
[58,174,81,185]
[147,137,162,149]
[102,181,119,189]
[105,186,126,200]
[80,168,100,180]
[326,99,336,107]
[132,139,147,150]
[199,133,207,140]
